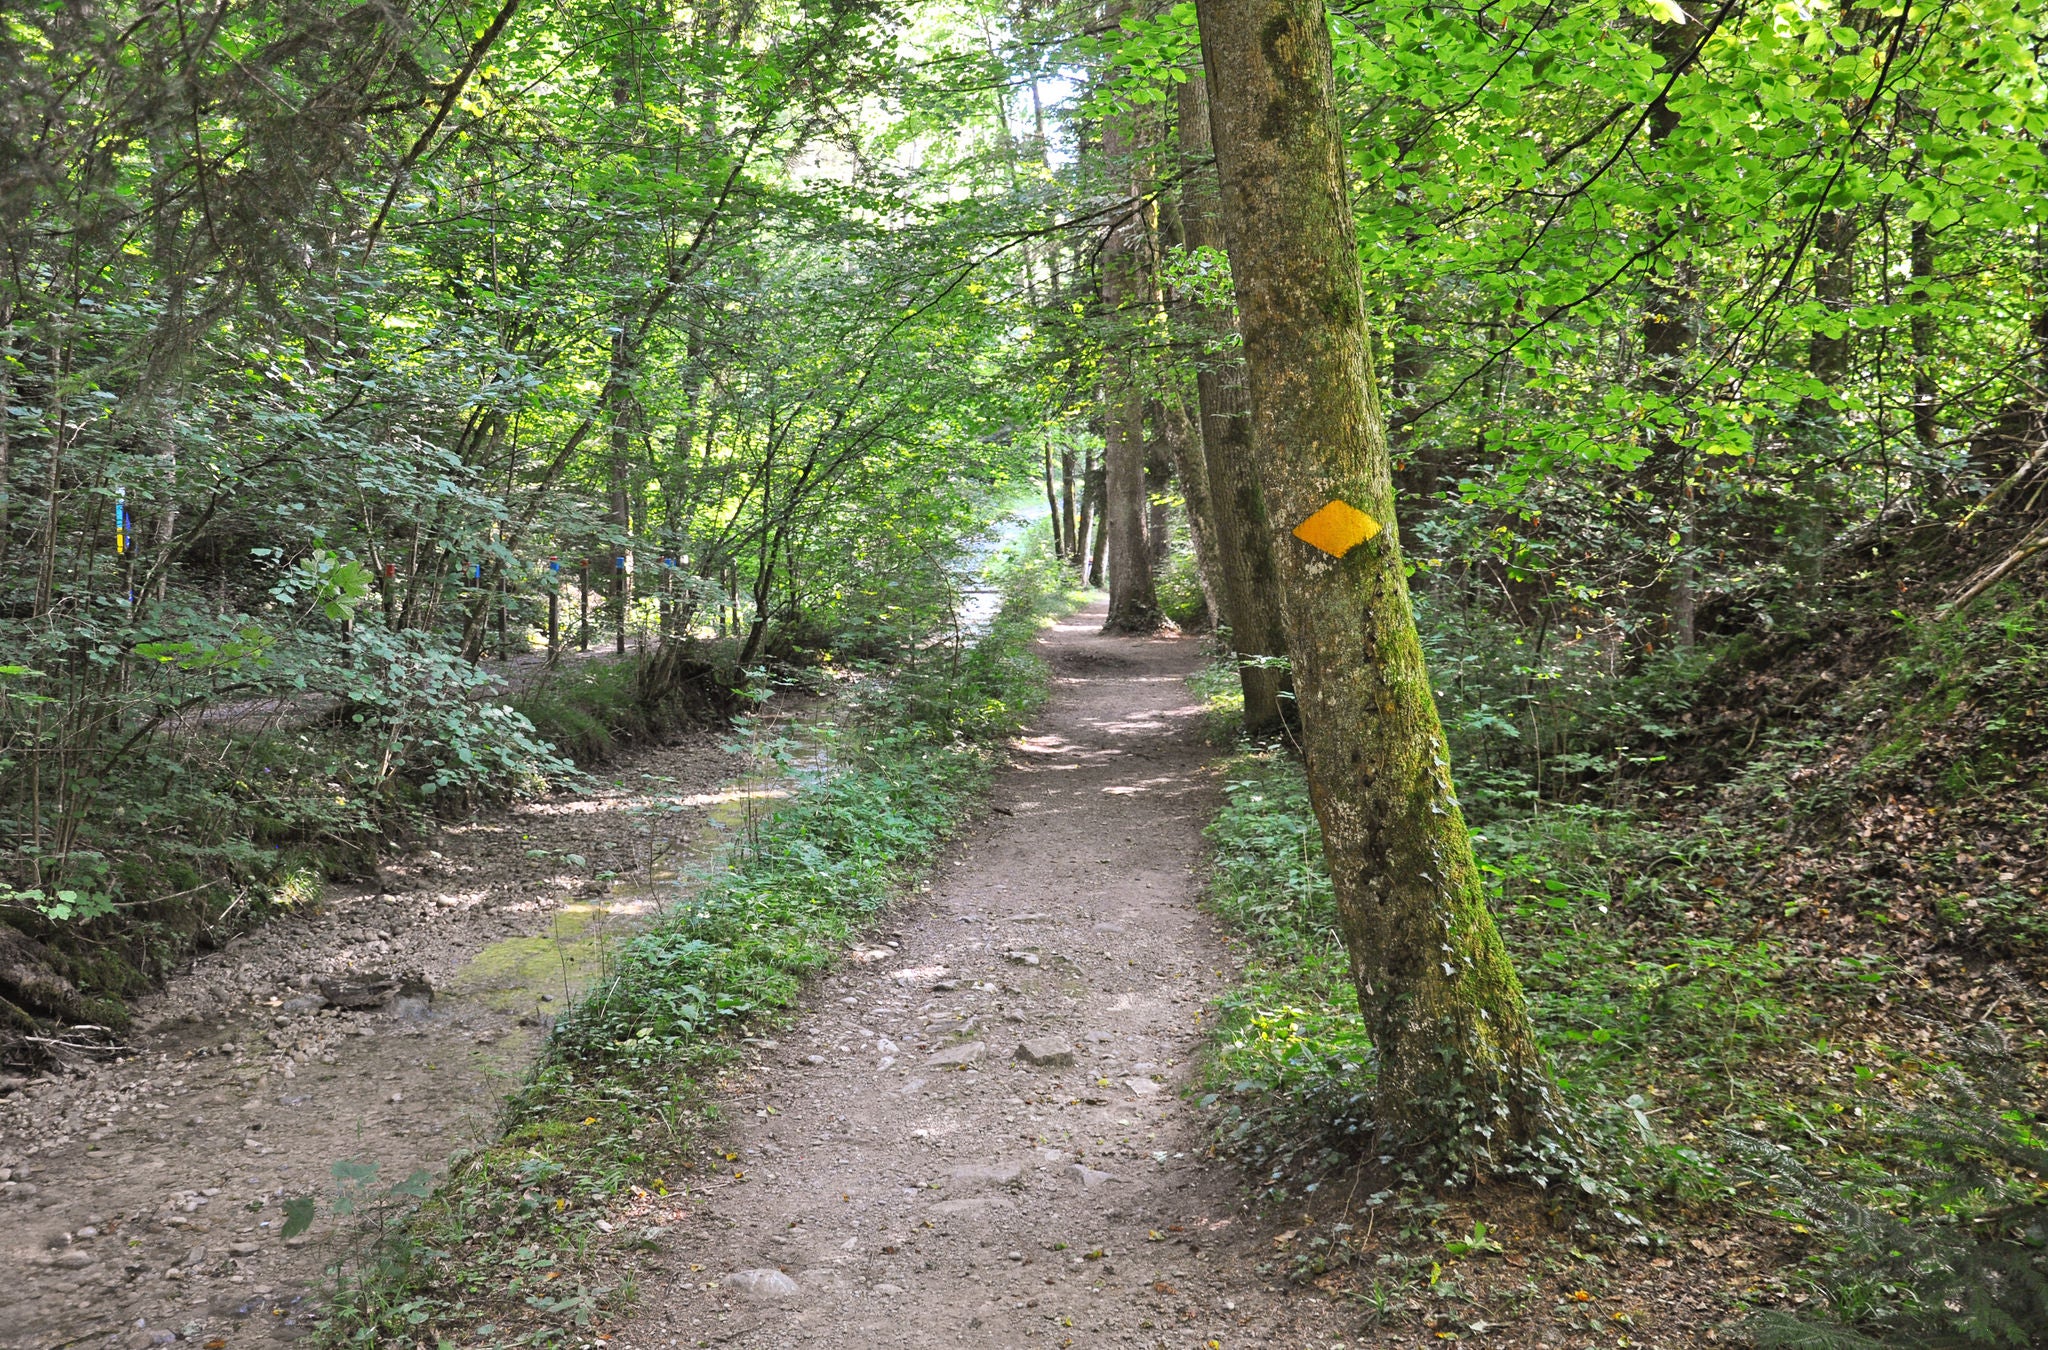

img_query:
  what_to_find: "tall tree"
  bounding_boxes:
[1099,111,1163,632]
[1175,72,1291,732]
[1196,0,1550,1155]
[1640,10,1701,649]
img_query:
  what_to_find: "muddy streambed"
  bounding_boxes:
[0,714,825,1350]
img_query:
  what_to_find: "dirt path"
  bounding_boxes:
[0,719,805,1350]
[612,605,1349,1350]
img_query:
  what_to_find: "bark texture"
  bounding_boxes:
[1100,115,1162,633]
[1085,461,1108,588]
[1910,219,1940,465]
[1197,0,1549,1156]
[1158,392,1226,629]
[1641,12,1697,648]
[1176,73,1292,733]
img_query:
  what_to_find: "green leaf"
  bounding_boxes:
[280,1196,315,1240]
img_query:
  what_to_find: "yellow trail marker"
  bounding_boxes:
[1293,499,1381,558]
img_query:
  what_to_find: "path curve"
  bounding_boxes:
[617,604,1346,1349]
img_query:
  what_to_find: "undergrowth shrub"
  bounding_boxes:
[1743,1028,2048,1349]
[512,646,740,764]
[3,628,754,1063]
[547,728,987,1065]
[1196,723,2048,1340]
[1157,523,1210,631]
[1197,745,1888,1205]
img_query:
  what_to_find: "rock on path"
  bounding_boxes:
[613,605,1349,1349]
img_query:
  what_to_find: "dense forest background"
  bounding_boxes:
[4,0,2046,1110]
[0,0,1058,1009]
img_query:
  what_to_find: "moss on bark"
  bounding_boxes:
[1196,0,1554,1163]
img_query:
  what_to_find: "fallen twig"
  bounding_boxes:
[1942,525,2048,616]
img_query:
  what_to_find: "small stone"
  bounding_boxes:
[1002,951,1040,967]
[229,1243,260,1257]
[1123,1077,1163,1097]
[927,1042,986,1069]
[1014,1040,1075,1067]
[183,1245,208,1268]
[804,1055,827,1066]
[873,1282,902,1295]
[947,1162,1023,1188]
[278,996,324,1016]
[725,1268,800,1298]
[315,975,401,1010]
[52,1249,96,1269]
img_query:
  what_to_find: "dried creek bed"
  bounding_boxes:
[0,724,768,1350]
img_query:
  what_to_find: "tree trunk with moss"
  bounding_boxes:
[1177,72,1292,734]
[1157,392,1226,628]
[1197,0,1551,1158]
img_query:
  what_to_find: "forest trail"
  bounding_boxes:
[0,719,799,1350]
[614,604,1346,1350]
